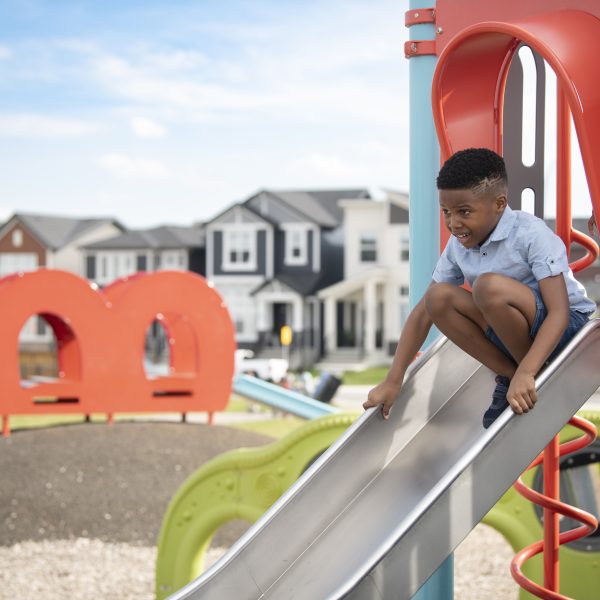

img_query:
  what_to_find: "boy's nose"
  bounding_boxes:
[450,215,462,230]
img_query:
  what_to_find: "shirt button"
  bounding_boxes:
[482,252,487,256]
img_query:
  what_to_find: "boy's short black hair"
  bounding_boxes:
[436,148,508,193]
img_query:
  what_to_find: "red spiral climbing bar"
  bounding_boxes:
[511,416,598,599]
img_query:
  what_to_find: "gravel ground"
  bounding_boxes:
[0,422,519,599]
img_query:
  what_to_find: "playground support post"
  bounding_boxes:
[406,2,452,599]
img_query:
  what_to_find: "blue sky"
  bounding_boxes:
[0,0,410,228]
[0,1,593,229]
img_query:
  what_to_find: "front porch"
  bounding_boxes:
[317,266,404,371]
[252,280,321,370]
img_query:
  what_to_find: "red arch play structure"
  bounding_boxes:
[427,1,600,597]
[0,270,235,437]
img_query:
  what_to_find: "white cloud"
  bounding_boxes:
[291,154,369,179]
[0,45,10,60]
[0,113,102,138]
[96,153,170,180]
[130,117,167,138]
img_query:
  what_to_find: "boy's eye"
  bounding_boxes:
[441,209,449,216]
[459,209,471,216]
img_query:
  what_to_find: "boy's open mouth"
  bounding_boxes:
[454,232,471,244]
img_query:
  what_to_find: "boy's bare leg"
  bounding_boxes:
[471,273,538,364]
[424,283,518,378]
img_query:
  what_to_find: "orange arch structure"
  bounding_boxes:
[430,2,600,596]
[0,270,235,436]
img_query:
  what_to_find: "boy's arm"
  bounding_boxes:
[363,294,433,419]
[507,275,569,414]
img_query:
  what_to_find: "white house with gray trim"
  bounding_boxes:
[317,190,411,369]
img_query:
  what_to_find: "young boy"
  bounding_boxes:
[364,148,596,428]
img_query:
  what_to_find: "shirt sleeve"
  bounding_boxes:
[527,221,570,280]
[432,239,464,284]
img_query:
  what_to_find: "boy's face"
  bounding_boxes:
[439,187,506,248]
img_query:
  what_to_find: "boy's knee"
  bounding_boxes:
[424,283,456,317]
[472,273,506,308]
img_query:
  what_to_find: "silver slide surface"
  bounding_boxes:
[169,319,600,600]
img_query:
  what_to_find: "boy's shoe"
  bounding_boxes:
[482,375,510,429]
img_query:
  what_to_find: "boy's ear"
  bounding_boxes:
[494,193,507,211]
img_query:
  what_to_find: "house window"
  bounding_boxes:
[86,255,96,279]
[223,230,255,270]
[360,234,377,262]
[399,285,409,297]
[136,254,147,271]
[400,233,410,261]
[284,226,308,265]
[12,229,23,248]
[36,316,47,336]
[101,256,108,279]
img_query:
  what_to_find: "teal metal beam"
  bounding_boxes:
[407,1,453,598]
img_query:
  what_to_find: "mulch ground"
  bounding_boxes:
[0,422,272,548]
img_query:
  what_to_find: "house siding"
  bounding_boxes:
[389,203,409,224]
[0,221,46,266]
[319,229,344,287]
[188,248,206,276]
[274,229,314,274]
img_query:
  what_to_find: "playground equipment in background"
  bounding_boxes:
[232,374,339,420]
[0,270,235,436]
[156,409,600,599]
[155,413,356,600]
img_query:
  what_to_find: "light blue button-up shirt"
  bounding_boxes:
[432,205,596,314]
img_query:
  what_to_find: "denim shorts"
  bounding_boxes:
[485,289,592,363]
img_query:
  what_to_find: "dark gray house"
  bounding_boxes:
[204,189,372,368]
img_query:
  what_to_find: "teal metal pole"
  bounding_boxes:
[407,1,453,599]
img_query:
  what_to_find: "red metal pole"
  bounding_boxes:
[543,435,560,592]
[556,85,571,251]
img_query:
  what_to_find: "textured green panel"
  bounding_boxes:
[155,414,355,599]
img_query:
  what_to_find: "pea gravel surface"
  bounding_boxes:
[0,421,518,599]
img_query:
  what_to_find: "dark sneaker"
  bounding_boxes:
[483,375,510,429]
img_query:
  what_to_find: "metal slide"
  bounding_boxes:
[169,319,600,600]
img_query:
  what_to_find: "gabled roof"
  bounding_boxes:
[5,212,125,250]
[203,202,275,227]
[251,271,331,297]
[83,225,205,250]
[248,188,371,228]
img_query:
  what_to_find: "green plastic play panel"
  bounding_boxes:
[155,414,356,599]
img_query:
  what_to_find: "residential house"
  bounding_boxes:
[205,189,372,369]
[0,212,125,374]
[82,225,205,286]
[318,191,410,369]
